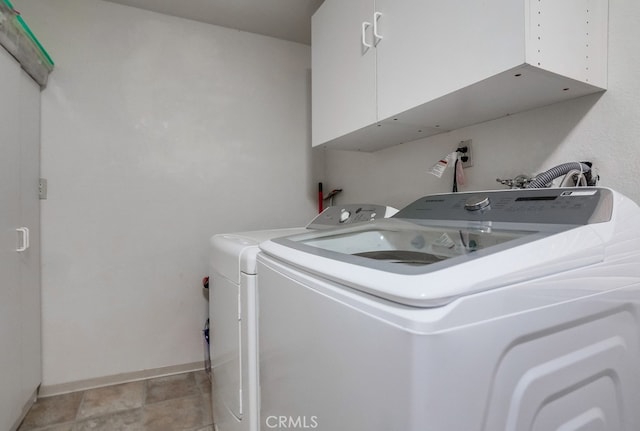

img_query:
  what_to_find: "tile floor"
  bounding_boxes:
[17,370,213,431]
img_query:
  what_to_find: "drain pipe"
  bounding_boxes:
[526,162,593,189]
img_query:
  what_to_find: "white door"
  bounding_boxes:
[18,67,42,405]
[311,0,377,146]
[0,46,25,431]
[374,0,524,121]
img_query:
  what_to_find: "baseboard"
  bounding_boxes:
[38,361,204,397]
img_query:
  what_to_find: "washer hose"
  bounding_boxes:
[525,162,592,189]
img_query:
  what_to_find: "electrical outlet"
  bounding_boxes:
[457,140,473,168]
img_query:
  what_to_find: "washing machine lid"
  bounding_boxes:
[261,188,616,307]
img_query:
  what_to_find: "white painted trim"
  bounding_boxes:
[38,362,204,397]
[10,388,38,431]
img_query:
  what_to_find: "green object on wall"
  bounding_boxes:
[0,0,54,87]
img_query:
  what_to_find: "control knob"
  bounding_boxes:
[339,209,351,223]
[464,195,491,211]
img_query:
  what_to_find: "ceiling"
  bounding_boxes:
[103,0,324,45]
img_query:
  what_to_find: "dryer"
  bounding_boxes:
[208,204,397,431]
[257,188,640,431]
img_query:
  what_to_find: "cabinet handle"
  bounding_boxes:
[16,227,29,252]
[373,12,383,45]
[361,21,373,50]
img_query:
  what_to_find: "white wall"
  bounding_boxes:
[18,0,320,389]
[20,0,640,391]
[324,0,640,210]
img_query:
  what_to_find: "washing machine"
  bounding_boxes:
[257,187,640,431]
[209,204,397,431]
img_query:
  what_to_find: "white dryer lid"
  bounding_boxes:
[210,227,306,283]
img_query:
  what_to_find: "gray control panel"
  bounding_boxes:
[394,188,613,225]
[307,204,393,229]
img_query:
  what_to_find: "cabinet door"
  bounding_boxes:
[18,68,42,406]
[375,0,524,122]
[311,0,377,146]
[0,47,24,431]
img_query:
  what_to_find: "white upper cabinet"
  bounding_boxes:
[312,0,608,151]
[312,0,377,147]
